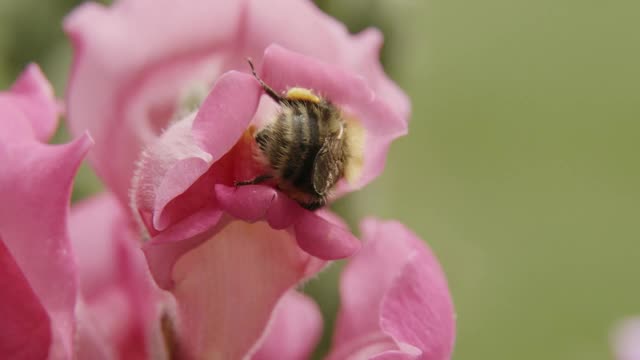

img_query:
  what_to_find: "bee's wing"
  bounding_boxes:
[312,136,344,195]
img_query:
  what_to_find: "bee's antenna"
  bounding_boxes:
[247,58,284,103]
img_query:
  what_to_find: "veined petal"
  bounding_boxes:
[163,220,319,358]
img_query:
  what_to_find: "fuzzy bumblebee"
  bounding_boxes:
[235,60,364,210]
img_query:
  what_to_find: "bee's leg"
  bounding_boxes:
[247,58,285,104]
[234,174,273,186]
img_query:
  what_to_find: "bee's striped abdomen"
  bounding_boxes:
[282,104,321,187]
[290,104,322,190]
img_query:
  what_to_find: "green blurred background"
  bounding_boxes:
[2,0,638,359]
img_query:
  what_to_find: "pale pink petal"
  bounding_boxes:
[69,193,175,360]
[329,219,455,360]
[252,291,323,360]
[0,134,92,359]
[165,220,320,358]
[260,45,408,192]
[346,29,411,123]
[144,205,224,289]
[240,0,353,64]
[64,0,244,204]
[69,193,131,299]
[0,239,51,360]
[613,317,640,360]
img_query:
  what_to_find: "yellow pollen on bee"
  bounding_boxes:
[344,116,366,185]
[285,87,321,103]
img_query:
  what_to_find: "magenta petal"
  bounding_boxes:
[215,184,300,229]
[0,240,51,359]
[252,291,323,360]
[294,211,360,260]
[192,71,262,159]
[215,184,359,259]
[329,219,455,360]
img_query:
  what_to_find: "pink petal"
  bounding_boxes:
[613,317,640,360]
[215,184,360,259]
[5,64,59,142]
[69,193,131,299]
[167,220,319,358]
[133,70,263,232]
[69,193,175,360]
[131,113,214,233]
[240,0,353,64]
[144,205,224,289]
[241,0,409,127]
[0,239,51,360]
[260,45,408,192]
[192,71,262,160]
[346,28,411,123]
[252,291,323,360]
[329,219,455,360]
[64,0,244,204]
[0,134,92,359]
[294,210,361,260]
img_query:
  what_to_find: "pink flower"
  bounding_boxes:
[63,1,413,356]
[58,1,453,358]
[612,317,640,360]
[128,43,409,356]
[0,65,170,359]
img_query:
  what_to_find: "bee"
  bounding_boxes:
[235,59,364,210]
